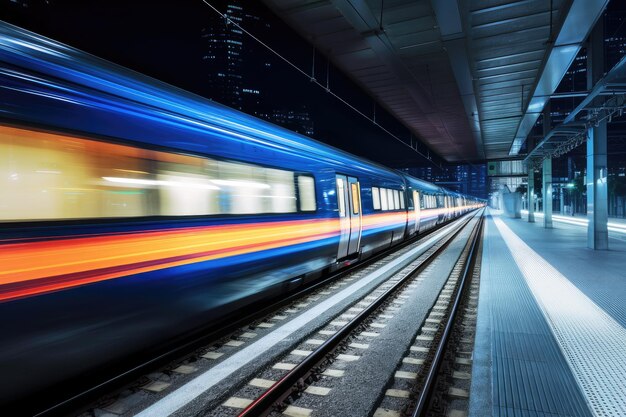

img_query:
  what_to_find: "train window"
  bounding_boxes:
[297,175,316,211]
[372,187,381,210]
[266,168,297,213]
[393,190,400,210]
[380,187,389,210]
[351,183,360,215]
[387,189,394,210]
[337,178,346,217]
[158,158,219,216]
[400,193,405,209]
[0,125,305,221]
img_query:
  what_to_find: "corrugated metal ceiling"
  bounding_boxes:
[262,0,607,162]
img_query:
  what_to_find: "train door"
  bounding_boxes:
[336,175,362,259]
[412,190,421,234]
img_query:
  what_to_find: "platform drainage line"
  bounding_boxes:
[493,216,626,417]
[132,218,467,417]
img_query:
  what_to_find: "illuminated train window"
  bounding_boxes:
[380,187,389,210]
[387,188,396,210]
[421,194,437,209]
[372,187,381,210]
[0,125,316,221]
[372,186,404,212]
[336,178,346,218]
[351,183,360,215]
[297,175,316,211]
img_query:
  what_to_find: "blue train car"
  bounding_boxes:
[0,21,481,407]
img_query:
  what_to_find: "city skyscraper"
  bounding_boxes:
[201,1,315,137]
[202,2,252,111]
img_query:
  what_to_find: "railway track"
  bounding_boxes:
[228,214,482,417]
[72,211,482,417]
[408,210,483,417]
[198,210,484,417]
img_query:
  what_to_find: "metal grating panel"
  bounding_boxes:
[493,216,626,417]
[470,214,592,417]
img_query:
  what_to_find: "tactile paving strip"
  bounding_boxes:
[470,214,591,417]
[494,216,626,417]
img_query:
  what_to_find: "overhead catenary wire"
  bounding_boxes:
[199,0,442,169]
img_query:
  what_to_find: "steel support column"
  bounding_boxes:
[587,123,609,249]
[528,167,535,223]
[542,105,553,228]
[586,18,608,250]
[543,158,553,228]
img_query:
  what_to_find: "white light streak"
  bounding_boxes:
[102,177,220,190]
[210,179,270,189]
[521,210,626,234]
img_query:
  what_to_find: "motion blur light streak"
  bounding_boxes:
[0,208,477,302]
[210,179,271,188]
[521,210,626,234]
[0,219,340,302]
[102,176,221,190]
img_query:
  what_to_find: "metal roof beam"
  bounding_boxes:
[509,0,610,156]
[563,55,626,124]
[431,0,484,159]
[470,0,538,16]
[524,55,626,163]
[330,0,433,114]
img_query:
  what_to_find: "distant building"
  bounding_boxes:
[201,1,314,136]
[202,1,252,111]
[201,1,274,113]
[606,9,626,69]
[469,164,488,199]
[403,164,487,199]
[406,166,433,182]
[260,107,315,137]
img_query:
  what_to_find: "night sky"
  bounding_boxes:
[1,0,444,169]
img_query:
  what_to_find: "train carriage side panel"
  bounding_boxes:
[334,170,407,262]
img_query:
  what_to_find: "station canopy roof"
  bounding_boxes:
[262,0,609,163]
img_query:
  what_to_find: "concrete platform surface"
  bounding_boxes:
[470,209,626,417]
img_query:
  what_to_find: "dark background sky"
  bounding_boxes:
[1,0,445,170]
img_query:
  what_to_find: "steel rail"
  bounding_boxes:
[236,211,481,417]
[412,209,485,417]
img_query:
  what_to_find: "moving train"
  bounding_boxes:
[0,21,482,408]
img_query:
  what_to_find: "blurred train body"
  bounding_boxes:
[0,22,482,407]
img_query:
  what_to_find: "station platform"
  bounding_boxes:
[470,209,626,417]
